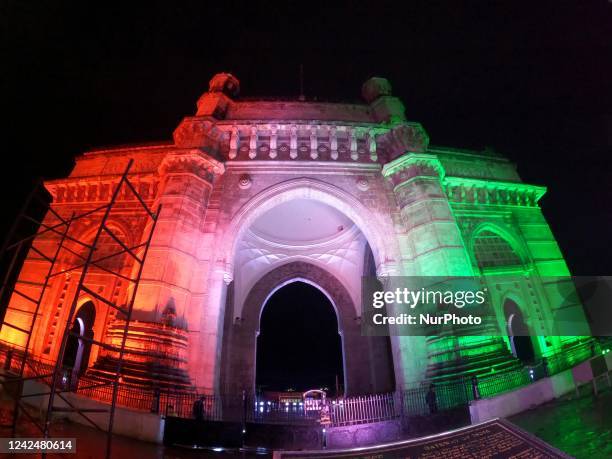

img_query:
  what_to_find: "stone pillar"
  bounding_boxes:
[96,150,224,389]
[375,265,420,391]
[383,153,519,385]
[193,264,230,392]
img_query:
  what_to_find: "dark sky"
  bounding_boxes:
[256,282,343,393]
[1,0,611,276]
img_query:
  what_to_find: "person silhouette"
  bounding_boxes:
[192,395,205,421]
[425,384,438,414]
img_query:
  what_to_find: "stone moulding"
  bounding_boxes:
[444,177,547,207]
[382,153,446,182]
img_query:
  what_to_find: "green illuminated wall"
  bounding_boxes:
[383,146,592,390]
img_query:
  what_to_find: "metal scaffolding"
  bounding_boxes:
[0,160,159,459]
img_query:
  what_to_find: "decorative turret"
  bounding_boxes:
[362,76,406,124]
[208,72,240,96]
[195,72,240,118]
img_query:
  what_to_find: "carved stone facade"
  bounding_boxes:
[0,73,590,394]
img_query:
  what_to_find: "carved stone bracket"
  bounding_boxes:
[159,150,224,181]
[382,153,445,186]
[377,123,430,161]
[173,117,225,150]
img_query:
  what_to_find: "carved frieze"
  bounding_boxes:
[444,177,546,208]
[215,123,390,163]
[45,177,160,206]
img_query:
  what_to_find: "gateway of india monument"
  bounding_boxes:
[0,73,592,401]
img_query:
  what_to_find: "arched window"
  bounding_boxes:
[91,224,131,271]
[473,230,522,269]
[67,224,132,272]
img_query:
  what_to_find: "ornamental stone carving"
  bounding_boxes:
[159,151,223,181]
[173,118,224,149]
[238,174,252,189]
[361,77,393,104]
[382,154,445,188]
[378,124,430,161]
[208,73,240,97]
[356,177,370,191]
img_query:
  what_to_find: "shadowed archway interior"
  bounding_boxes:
[220,261,396,396]
[255,281,344,395]
[62,301,96,376]
[504,299,535,364]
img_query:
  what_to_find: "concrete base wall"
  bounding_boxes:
[18,379,164,444]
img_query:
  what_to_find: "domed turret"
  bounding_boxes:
[208,72,240,97]
[196,72,240,118]
[361,77,392,103]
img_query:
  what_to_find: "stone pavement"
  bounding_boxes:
[509,386,612,459]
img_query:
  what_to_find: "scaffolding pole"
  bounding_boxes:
[0,160,159,459]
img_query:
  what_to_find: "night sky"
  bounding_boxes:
[1,2,611,389]
[2,2,611,274]
[256,282,343,393]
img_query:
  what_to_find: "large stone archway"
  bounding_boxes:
[219,178,401,281]
[219,261,395,396]
[0,70,594,417]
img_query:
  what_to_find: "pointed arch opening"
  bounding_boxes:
[473,230,523,270]
[504,299,535,364]
[256,281,344,396]
[62,300,96,379]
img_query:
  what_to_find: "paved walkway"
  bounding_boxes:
[0,399,269,459]
[510,386,612,459]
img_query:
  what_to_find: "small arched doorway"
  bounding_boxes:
[504,299,535,364]
[256,281,344,396]
[62,301,96,377]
